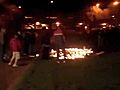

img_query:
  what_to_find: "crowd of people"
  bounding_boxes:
[1,26,120,67]
[0,26,67,67]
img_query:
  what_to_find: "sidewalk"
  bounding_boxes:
[0,56,35,90]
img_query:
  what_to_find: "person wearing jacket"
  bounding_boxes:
[8,34,21,67]
[52,27,66,63]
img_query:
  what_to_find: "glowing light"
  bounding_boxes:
[36,54,39,57]
[113,1,119,6]
[29,25,35,29]
[112,15,115,18]
[78,23,83,25]
[96,3,100,8]
[46,27,49,29]
[101,23,107,26]
[50,0,54,3]
[41,24,47,27]
[56,22,60,26]
[24,16,33,19]
[18,6,21,8]
[108,25,112,28]
[50,47,93,60]
[102,26,106,29]
[85,26,88,30]
[36,22,40,25]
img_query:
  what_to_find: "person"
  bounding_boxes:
[29,31,36,56]
[0,28,7,62]
[17,31,23,43]
[52,27,66,63]
[0,28,4,62]
[97,30,103,52]
[41,27,51,60]
[8,34,21,67]
[22,31,31,55]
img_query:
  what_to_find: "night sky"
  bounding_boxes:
[0,0,111,14]
[10,0,93,13]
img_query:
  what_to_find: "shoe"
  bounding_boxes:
[8,63,11,66]
[12,64,18,67]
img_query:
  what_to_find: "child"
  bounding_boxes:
[8,34,21,67]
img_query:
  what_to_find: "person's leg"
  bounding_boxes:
[8,52,15,65]
[57,48,60,60]
[42,47,50,60]
[56,48,62,63]
[62,47,66,60]
[41,46,45,59]
[24,42,29,55]
[29,44,32,55]
[46,47,50,59]
[60,47,66,63]
[13,52,20,67]
[0,44,2,62]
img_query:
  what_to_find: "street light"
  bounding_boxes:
[113,1,119,6]
[56,22,60,27]
[50,0,54,4]
[36,22,40,25]
[96,3,100,8]
[112,15,115,18]
[18,6,21,9]
[78,23,83,25]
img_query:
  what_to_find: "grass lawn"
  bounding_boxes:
[15,52,120,90]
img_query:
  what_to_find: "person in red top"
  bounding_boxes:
[52,27,66,63]
[8,34,21,67]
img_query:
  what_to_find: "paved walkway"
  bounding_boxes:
[0,57,35,90]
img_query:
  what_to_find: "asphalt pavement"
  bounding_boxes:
[0,56,35,90]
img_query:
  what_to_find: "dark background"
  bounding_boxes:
[8,0,110,13]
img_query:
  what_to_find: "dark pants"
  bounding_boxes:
[42,46,50,60]
[0,44,3,61]
[0,43,8,62]
[23,42,29,55]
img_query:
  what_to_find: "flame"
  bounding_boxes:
[50,47,93,60]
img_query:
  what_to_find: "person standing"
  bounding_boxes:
[8,34,21,67]
[22,31,31,56]
[41,27,51,60]
[29,31,35,55]
[52,27,66,63]
[0,28,6,62]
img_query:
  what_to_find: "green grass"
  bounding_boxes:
[15,52,120,90]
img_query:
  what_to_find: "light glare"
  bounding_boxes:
[50,1,53,3]
[113,1,119,6]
